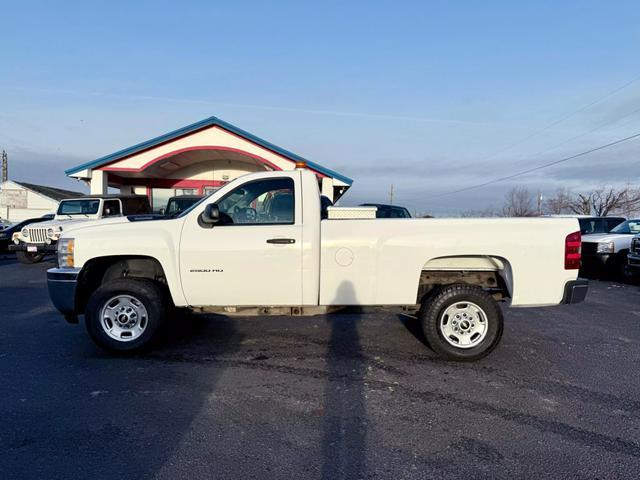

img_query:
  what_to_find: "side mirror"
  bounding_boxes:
[159,208,166,216]
[201,203,220,226]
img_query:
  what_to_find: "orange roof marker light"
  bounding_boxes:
[295,161,307,169]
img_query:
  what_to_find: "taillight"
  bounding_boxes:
[565,231,581,270]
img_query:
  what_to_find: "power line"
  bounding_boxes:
[397,102,640,204]
[464,73,640,171]
[394,73,640,204]
[430,131,640,197]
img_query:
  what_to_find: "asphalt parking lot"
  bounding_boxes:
[1,255,639,480]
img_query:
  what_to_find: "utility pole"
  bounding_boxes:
[1,150,7,183]
[537,189,542,216]
[389,184,394,205]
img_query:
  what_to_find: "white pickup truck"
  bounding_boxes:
[47,167,588,361]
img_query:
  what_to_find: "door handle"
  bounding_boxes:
[266,238,296,244]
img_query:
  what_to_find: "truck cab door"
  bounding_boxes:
[179,173,303,307]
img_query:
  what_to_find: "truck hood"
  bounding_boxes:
[33,216,132,233]
[582,233,635,246]
[60,215,171,236]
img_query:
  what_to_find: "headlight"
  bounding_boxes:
[596,241,615,254]
[57,238,75,268]
[21,227,29,238]
[47,228,55,238]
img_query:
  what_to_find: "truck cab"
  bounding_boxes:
[46,168,587,361]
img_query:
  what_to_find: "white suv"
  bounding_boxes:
[10,195,150,264]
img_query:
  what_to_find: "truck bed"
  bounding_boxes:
[320,217,579,307]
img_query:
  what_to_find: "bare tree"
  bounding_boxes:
[459,208,499,218]
[544,188,572,215]
[568,193,592,215]
[618,182,640,217]
[502,187,536,217]
[568,186,640,216]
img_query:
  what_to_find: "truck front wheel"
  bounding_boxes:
[16,251,45,264]
[85,279,167,352]
[419,284,503,362]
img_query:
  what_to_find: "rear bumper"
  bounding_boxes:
[562,279,589,304]
[47,268,80,321]
[9,242,57,254]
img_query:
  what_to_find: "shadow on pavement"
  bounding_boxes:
[321,281,367,480]
[0,297,245,479]
[397,312,431,349]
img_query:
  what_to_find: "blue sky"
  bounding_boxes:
[1,0,640,214]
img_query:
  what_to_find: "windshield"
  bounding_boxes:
[57,199,100,216]
[609,219,640,234]
[166,197,202,216]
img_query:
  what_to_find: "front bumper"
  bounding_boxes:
[562,279,589,304]
[9,242,57,254]
[580,253,611,270]
[628,252,640,270]
[47,268,81,322]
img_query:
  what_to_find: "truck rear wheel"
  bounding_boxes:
[85,279,167,352]
[16,251,45,264]
[419,284,503,362]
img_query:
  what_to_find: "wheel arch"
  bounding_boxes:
[418,255,514,303]
[76,255,175,314]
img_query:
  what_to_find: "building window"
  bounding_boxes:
[151,188,174,213]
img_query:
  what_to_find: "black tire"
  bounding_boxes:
[85,278,167,352]
[622,264,639,285]
[16,250,45,264]
[419,284,503,362]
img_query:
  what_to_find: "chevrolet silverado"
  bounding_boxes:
[46,167,588,361]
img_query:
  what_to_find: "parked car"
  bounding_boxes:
[46,167,586,361]
[0,214,54,253]
[161,195,203,217]
[581,218,640,277]
[576,216,625,235]
[626,234,640,279]
[10,195,150,264]
[359,203,411,218]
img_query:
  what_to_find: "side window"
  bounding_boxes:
[376,208,390,218]
[122,197,150,215]
[389,207,409,218]
[103,200,121,217]
[216,178,295,225]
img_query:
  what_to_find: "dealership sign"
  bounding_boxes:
[0,189,28,208]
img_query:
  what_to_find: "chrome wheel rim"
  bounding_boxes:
[439,301,488,349]
[100,294,148,342]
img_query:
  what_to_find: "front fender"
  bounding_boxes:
[67,219,187,306]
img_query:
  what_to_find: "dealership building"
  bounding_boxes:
[65,116,353,212]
